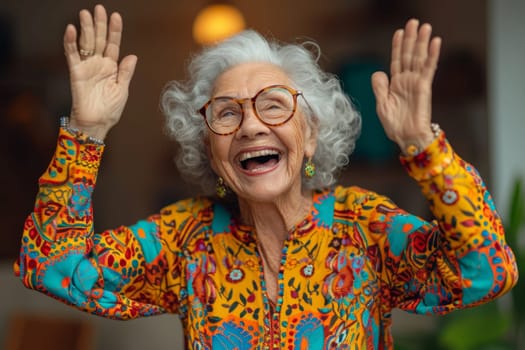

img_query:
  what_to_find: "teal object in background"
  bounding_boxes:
[339,59,397,163]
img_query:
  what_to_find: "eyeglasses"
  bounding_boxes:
[199,84,303,135]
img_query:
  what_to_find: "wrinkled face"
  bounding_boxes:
[206,62,317,203]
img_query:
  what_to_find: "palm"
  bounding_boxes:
[63,5,137,140]
[378,71,432,138]
[70,57,124,125]
[372,20,441,149]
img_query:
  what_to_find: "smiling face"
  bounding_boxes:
[206,62,317,204]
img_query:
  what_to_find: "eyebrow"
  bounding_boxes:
[211,85,268,100]
[211,84,291,100]
[212,94,238,100]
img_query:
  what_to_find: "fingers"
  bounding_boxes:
[423,36,442,80]
[413,23,432,71]
[371,72,389,112]
[401,19,419,71]
[78,9,95,58]
[371,71,394,135]
[94,5,108,56]
[118,55,138,88]
[393,19,441,74]
[371,71,388,99]
[64,24,81,66]
[105,12,123,61]
[74,5,122,61]
[390,29,403,76]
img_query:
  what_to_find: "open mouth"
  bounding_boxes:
[239,149,281,172]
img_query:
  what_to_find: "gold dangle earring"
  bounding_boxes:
[216,177,227,198]
[304,158,316,178]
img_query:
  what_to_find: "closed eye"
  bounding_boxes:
[218,109,239,118]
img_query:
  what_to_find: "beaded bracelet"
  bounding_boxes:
[60,116,105,146]
[404,123,441,156]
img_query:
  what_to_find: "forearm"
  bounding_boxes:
[14,127,167,319]
[16,126,103,279]
[401,131,518,309]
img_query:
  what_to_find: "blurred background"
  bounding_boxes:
[1,0,523,349]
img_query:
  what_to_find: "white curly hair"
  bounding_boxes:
[161,30,361,195]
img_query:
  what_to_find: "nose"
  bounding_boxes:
[235,103,270,139]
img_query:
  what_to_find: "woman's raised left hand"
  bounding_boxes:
[371,19,442,153]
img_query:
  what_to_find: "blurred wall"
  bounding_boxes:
[489,0,525,216]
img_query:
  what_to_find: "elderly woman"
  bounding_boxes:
[15,4,517,350]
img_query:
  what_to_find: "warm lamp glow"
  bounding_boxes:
[193,4,246,45]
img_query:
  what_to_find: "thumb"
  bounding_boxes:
[371,71,389,104]
[117,54,138,88]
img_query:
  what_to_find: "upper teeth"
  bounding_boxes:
[239,149,279,161]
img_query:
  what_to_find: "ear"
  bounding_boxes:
[304,116,319,158]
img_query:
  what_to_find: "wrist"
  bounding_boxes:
[60,116,106,145]
[399,123,441,156]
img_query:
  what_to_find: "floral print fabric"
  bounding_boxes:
[15,128,518,349]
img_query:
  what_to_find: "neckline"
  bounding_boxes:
[214,188,333,242]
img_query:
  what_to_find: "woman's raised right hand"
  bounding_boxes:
[64,5,137,140]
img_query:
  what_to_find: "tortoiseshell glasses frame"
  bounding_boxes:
[199,84,304,136]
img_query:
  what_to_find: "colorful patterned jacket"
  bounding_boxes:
[15,127,518,349]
